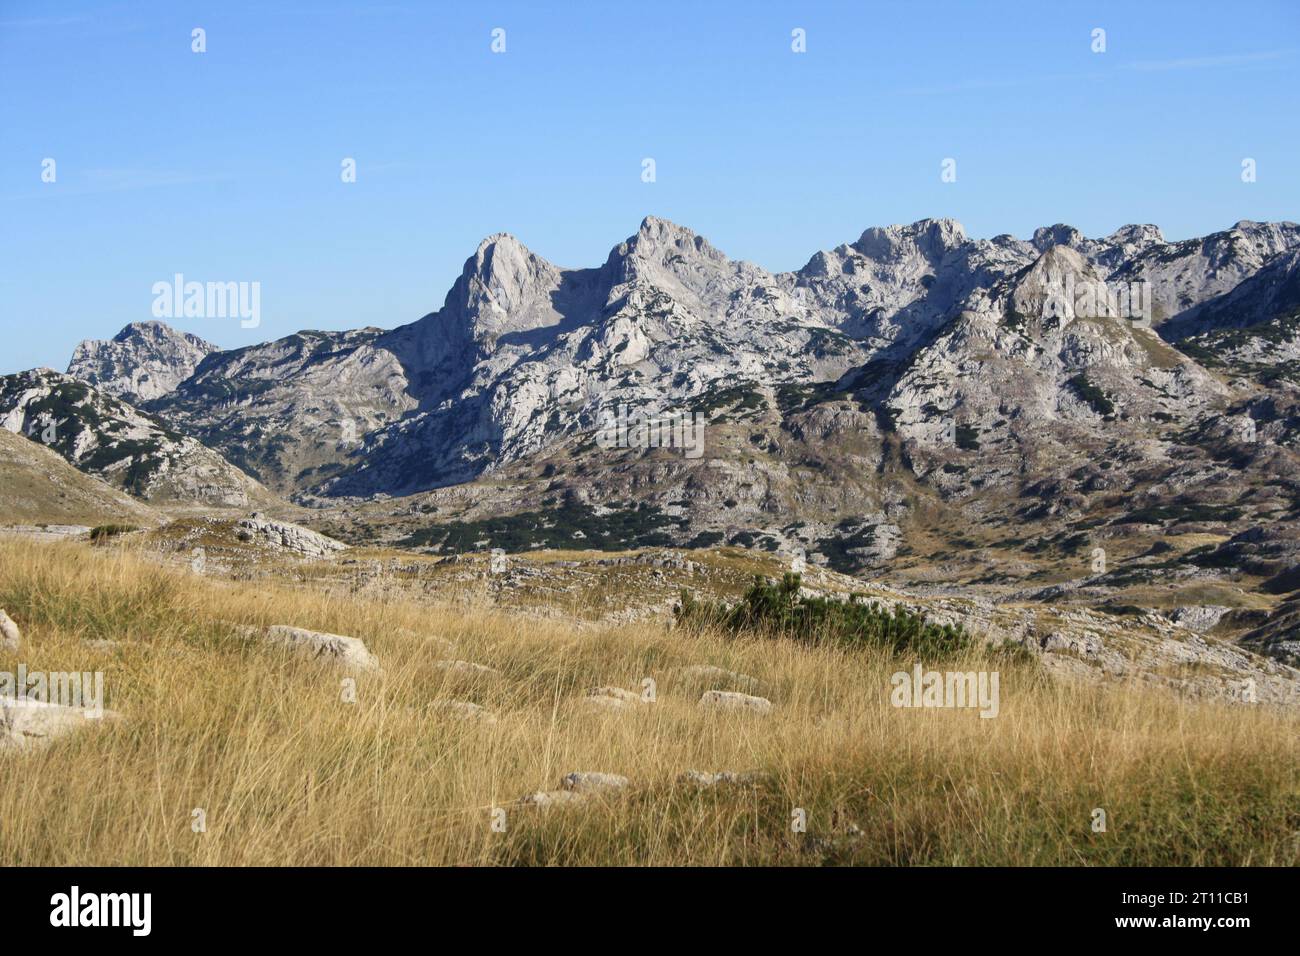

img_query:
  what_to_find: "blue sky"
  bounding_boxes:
[1,0,1297,374]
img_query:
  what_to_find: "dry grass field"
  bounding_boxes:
[0,537,1296,866]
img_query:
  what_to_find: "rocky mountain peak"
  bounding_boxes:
[1032,223,1087,253]
[439,232,567,343]
[611,216,724,267]
[1007,245,1104,319]
[853,218,967,263]
[1025,243,1096,277]
[598,216,733,301]
[463,233,551,299]
[67,321,218,403]
[118,320,209,347]
[1106,224,1165,246]
[36,215,1300,517]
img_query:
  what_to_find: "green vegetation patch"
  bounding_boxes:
[397,500,684,553]
[676,572,972,660]
[1116,502,1243,526]
[1067,374,1115,417]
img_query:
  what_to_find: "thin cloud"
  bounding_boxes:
[0,169,233,202]
[82,168,221,189]
[0,16,88,28]
[889,69,1108,97]
[886,50,1293,98]
[1123,50,1291,72]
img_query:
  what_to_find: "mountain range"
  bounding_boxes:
[3,214,1299,664]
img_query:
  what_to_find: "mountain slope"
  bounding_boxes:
[0,369,271,506]
[0,425,160,526]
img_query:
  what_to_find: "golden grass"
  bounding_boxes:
[0,538,1295,866]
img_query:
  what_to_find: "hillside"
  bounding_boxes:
[0,426,159,527]
[0,369,277,509]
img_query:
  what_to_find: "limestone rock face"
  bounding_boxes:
[235,516,347,557]
[55,222,1300,503]
[103,217,1281,512]
[67,321,217,403]
[1172,606,1231,634]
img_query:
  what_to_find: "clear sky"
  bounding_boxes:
[1,0,1297,374]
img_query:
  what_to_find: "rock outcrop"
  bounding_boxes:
[0,610,20,652]
[235,515,347,557]
[0,699,117,751]
[67,321,217,403]
[263,625,380,672]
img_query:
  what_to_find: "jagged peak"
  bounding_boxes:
[631,215,716,254]
[464,232,547,277]
[1005,244,1109,319]
[601,216,726,277]
[448,231,558,306]
[70,322,215,361]
[639,214,693,236]
[1031,223,1087,253]
[853,218,966,259]
[473,231,530,256]
[1025,243,1097,276]
[1105,224,1165,246]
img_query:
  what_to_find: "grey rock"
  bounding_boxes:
[560,771,630,793]
[235,516,348,557]
[1171,606,1231,634]
[67,321,217,403]
[698,690,773,714]
[0,609,20,652]
[0,699,117,751]
[1041,630,1105,660]
[679,769,768,788]
[265,625,380,672]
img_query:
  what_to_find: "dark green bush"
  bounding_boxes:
[89,524,138,542]
[675,573,971,660]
